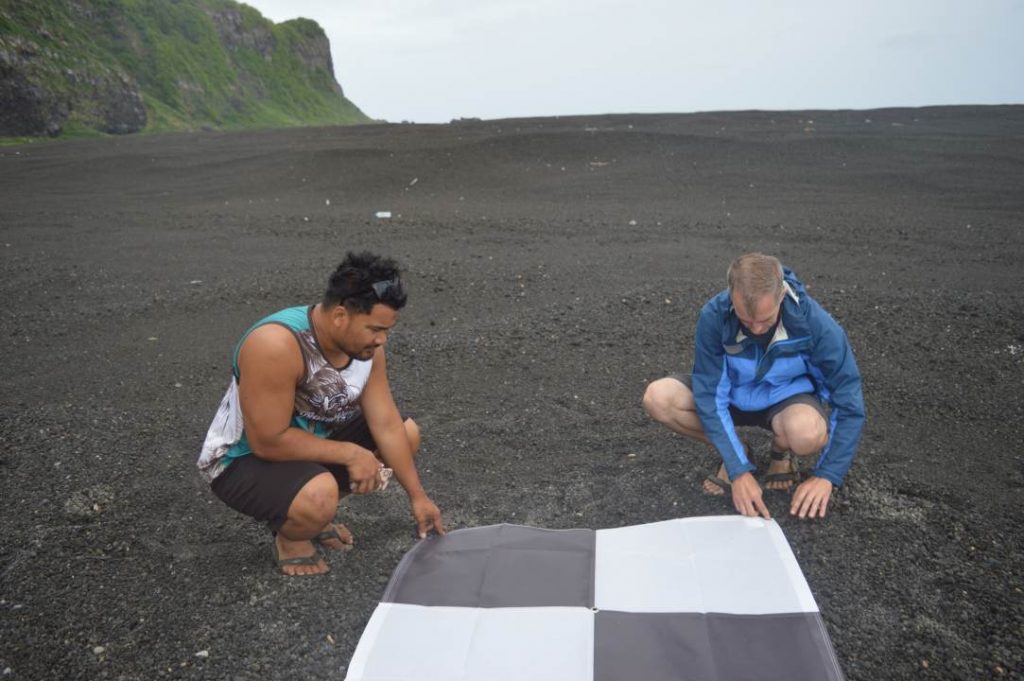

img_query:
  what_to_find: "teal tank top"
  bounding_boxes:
[197,305,373,481]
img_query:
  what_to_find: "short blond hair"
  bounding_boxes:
[727,253,784,313]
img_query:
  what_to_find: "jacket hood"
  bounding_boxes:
[782,267,808,303]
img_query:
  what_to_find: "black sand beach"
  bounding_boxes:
[1,106,1023,679]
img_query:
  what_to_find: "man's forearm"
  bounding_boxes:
[393,462,428,500]
[250,427,361,466]
[372,427,428,499]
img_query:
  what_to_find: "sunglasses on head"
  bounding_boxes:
[369,278,401,298]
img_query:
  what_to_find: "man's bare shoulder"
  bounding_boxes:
[238,324,303,377]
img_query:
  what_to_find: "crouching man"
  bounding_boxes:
[643,253,864,520]
[198,251,444,575]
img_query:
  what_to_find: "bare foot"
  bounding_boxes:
[765,453,797,491]
[316,523,355,551]
[274,534,328,576]
[702,463,730,496]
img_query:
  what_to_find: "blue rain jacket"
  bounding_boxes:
[691,269,865,486]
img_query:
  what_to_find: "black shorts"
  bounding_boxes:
[210,410,383,531]
[668,372,826,430]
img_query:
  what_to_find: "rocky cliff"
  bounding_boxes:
[0,0,368,138]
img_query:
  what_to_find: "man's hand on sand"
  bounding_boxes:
[346,446,383,495]
[731,472,771,519]
[411,495,445,539]
[790,476,833,519]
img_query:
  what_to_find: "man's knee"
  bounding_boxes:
[289,472,339,524]
[642,377,684,422]
[404,417,421,457]
[807,422,829,453]
[781,410,828,456]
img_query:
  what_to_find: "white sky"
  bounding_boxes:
[242,0,1024,123]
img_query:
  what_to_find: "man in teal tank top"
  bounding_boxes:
[198,252,445,576]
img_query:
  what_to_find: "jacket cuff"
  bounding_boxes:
[811,469,844,487]
[726,462,757,481]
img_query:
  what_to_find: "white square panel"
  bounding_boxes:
[594,517,817,614]
[346,604,594,681]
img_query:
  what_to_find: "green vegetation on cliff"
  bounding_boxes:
[0,0,369,138]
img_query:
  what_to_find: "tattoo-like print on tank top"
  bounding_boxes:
[293,328,369,426]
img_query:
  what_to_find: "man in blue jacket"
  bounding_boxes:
[643,253,864,520]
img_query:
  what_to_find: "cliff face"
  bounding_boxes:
[209,7,277,59]
[0,36,71,137]
[0,0,367,138]
[0,33,146,136]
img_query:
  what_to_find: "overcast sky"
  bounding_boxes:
[243,0,1023,123]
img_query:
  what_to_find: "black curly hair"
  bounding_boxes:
[322,251,407,313]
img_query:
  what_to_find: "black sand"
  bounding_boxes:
[1,106,1022,679]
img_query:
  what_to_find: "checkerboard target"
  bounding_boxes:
[346,516,844,681]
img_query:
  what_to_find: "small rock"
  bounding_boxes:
[93,646,105,655]
[64,485,115,522]
[195,650,209,659]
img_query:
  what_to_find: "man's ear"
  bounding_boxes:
[329,302,351,327]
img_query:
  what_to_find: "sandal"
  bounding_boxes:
[763,449,801,489]
[703,437,753,496]
[314,523,354,551]
[271,540,326,575]
[704,475,732,494]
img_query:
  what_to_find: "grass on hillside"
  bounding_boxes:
[0,0,370,139]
